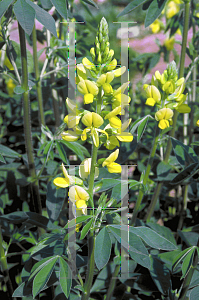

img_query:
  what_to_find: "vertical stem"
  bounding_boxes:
[106,264,120,300]
[18,23,42,216]
[81,144,98,300]
[46,30,60,128]
[130,126,159,226]
[0,227,16,300]
[177,185,188,231]
[145,0,191,221]
[32,23,45,127]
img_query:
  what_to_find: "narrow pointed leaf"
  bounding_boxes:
[0,0,14,20]
[80,218,93,240]
[50,0,68,19]
[59,257,72,298]
[117,0,147,17]
[145,0,167,28]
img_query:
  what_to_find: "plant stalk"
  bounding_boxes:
[145,0,190,221]
[32,23,45,127]
[106,264,120,300]
[130,126,159,225]
[18,23,42,216]
[0,227,16,300]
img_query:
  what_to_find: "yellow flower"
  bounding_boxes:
[77,79,99,104]
[64,114,81,128]
[155,107,174,129]
[79,158,99,179]
[109,116,121,128]
[106,58,117,71]
[196,120,199,127]
[102,149,121,173]
[82,57,95,70]
[162,80,176,94]
[81,112,106,147]
[53,163,75,188]
[112,94,131,110]
[6,79,16,96]
[103,83,113,95]
[164,37,175,51]
[166,1,180,19]
[72,200,87,216]
[145,85,161,106]
[61,130,80,142]
[105,106,121,120]
[112,66,126,77]
[150,20,161,33]
[69,185,89,203]
[116,119,133,142]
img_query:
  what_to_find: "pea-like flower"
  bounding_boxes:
[81,112,107,147]
[155,108,174,129]
[79,158,99,179]
[166,1,180,19]
[150,19,162,34]
[102,149,121,173]
[53,163,75,188]
[61,129,81,142]
[69,185,89,216]
[77,79,99,104]
[164,37,175,51]
[145,85,161,106]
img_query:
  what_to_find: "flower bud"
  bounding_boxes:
[106,58,117,71]
[162,80,176,94]
[106,72,114,83]
[82,57,95,70]
[107,49,114,61]
[113,66,126,77]
[97,74,106,86]
[103,83,113,94]
[77,80,88,95]
[90,47,95,61]
[85,80,99,95]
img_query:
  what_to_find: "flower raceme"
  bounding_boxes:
[102,149,121,173]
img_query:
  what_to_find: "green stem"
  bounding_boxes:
[106,264,120,300]
[32,23,45,127]
[18,23,42,217]
[0,227,16,300]
[130,126,159,226]
[177,185,188,231]
[145,0,190,222]
[81,143,98,300]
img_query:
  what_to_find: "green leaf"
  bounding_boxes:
[171,163,199,185]
[46,181,66,222]
[55,141,68,164]
[172,247,193,272]
[156,161,172,180]
[181,247,196,279]
[150,257,172,295]
[65,215,93,229]
[145,0,167,28]
[108,226,150,269]
[14,0,35,35]
[130,115,153,142]
[60,140,85,161]
[0,0,14,20]
[80,218,93,240]
[94,227,112,270]
[81,0,99,8]
[117,0,147,17]
[171,137,198,168]
[190,286,199,300]
[0,144,21,159]
[95,179,120,193]
[14,85,25,94]
[147,222,176,246]
[26,0,57,37]
[59,257,72,298]
[0,153,6,163]
[33,256,58,298]
[50,0,68,19]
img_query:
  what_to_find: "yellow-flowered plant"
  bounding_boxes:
[53,18,133,238]
[144,61,191,130]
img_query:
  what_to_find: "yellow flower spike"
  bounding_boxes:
[64,114,81,127]
[69,185,89,203]
[162,80,176,94]
[77,80,89,95]
[106,72,115,83]
[103,83,113,94]
[61,130,79,141]
[109,116,121,128]
[164,37,175,51]
[106,58,117,71]
[82,57,95,70]
[79,158,99,179]
[155,107,174,129]
[105,106,121,119]
[112,66,126,77]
